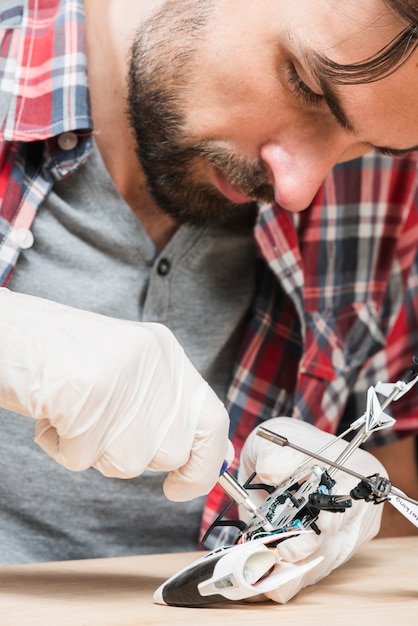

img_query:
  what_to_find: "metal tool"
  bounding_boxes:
[217,470,273,529]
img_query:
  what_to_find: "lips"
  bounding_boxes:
[212,167,253,204]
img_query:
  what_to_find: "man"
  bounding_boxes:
[0,0,417,600]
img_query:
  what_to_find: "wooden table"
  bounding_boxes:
[0,537,416,625]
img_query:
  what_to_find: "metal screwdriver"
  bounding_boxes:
[217,469,273,529]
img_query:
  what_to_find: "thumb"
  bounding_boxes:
[255,445,306,486]
[163,387,233,501]
[239,422,307,487]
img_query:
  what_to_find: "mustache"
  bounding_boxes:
[197,145,275,203]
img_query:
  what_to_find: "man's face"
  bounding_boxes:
[127,0,418,225]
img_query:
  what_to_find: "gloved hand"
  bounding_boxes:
[0,288,233,501]
[238,416,385,603]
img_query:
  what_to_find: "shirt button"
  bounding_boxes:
[157,258,171,276]
[57,131,78,151]
[14,228,34,249]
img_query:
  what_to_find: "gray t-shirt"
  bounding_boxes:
[0,143,256,564]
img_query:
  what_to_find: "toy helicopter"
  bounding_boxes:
[154,358,418,607]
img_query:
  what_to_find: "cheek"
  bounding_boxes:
[182,74,313,152]
[338,144,372,163]
[181,53,369,161]
[182,37,285,139]
[185,80,278,133]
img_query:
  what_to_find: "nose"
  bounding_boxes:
[260,139,363,212]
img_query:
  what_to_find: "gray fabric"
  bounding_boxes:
[0,142,256,564]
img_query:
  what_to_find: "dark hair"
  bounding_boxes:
[314,0,418,85]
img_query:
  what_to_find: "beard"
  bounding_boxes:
[126,1,274,227]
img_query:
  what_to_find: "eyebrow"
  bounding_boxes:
[317,73,356,133]
[298,51,356,133]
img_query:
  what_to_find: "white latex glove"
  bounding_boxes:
[0,288,233,501]
[238,416,385,603]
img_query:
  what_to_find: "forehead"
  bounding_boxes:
[277,0,405,60]
[207,1,408,74]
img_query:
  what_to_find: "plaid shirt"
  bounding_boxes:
[2,1,418,542]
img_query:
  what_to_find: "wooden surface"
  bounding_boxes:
[0,537,416,625]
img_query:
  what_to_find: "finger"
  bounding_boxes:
[263,570,312,604]
[34,419,90,472]
[163,389,231,501]
[255,445,306,485]
[34,419,60,459]
[239,426,306,487]
[277,531,323,563]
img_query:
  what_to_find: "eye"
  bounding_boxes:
[375,147,413,158]
[286,63,323,107]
